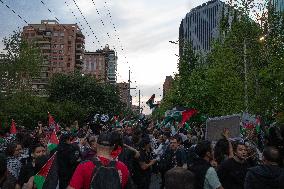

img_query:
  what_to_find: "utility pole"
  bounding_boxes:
[138,90,141,114]
[127,70,136,108]
[244,38,248,113]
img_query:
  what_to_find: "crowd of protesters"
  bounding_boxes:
[0,117,283,189]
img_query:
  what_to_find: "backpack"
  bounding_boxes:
[90,158,122,189]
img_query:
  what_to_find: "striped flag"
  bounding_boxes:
[34,152,58,189]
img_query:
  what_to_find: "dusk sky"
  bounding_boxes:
[0,0,212,114]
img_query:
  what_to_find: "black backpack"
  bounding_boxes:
[90,158,122,189]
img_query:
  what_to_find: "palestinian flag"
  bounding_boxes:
[10,119,17,134]
[34,152,58,189]
[163,109,198,127]
[48,112,59,132]
[47,130,59,152]
[181,109,198,125]
[146,94,158,109]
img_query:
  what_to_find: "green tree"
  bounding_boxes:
[47,73,125,118]
[0,31,43,93]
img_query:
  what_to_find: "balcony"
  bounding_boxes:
[41,45,51,50]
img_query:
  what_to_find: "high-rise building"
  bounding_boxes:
[117,82,131,107]
[83,45,117,83]
[179,0,233,55]
[23,20,85,90]
[94,45,117,84]
[163,76,174,97]
[83,52,107,82]
[272,0,284,12]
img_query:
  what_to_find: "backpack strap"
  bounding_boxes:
[90,158,103,179]
[107,160,117,168]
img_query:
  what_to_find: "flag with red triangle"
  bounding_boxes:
[10,119,17,134]
[48,112,59,132]
[181,109,198,126]
[34,152,58,189]
[47,130,59,152]
[146,94,158,109]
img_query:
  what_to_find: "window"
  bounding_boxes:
[53,50,57,54]
[53,32,58,37]
[59,56,64,60]
[60,32,65,37]
[60,44,64,49]
[67,63,70,67]
[91,63,95,71]
[40,72,48,78]
[59,50,63,54]
[53,56,57,61]
[68,41,72,45]
[39,85,45,89]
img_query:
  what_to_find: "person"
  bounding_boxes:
[0,153,7,188]
[217,141,251,189]
[132,137,157,189]
[82,136,97,161]
[244,146,284,189]
[214,139,231,165]
[189,140,223,189]
[165,167,195,189]
[4,142,23,188]
[16,143,46,188]
[159,135,186,189]
[57,133,81,189]
[67,131,132,189]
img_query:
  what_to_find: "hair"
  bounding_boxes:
[232,141,245,152]
[111,131,123,147]
[195,140,211,158]
[165,167,195,189]
[5,142,21,157]
[214,139,230,165]
[263,146,280,164]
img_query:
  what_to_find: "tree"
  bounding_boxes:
[155,1,284,120]
[47,73,125,119]
[0,31,43,93]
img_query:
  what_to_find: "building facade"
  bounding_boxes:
[83,45,117,83]
[23,20,85,90]
[179,0,233,55]
[272,0,284,12]
[163,76,174,97]
[97,45,117,84]
[83,52,107,82]
[117,82,131,107]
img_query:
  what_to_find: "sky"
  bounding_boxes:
[0,0,211,114]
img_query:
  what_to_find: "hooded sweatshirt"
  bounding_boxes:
[244,164,284,189]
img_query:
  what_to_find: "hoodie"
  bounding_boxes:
[244,164,284,189]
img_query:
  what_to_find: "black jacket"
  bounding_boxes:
[217,158,250,189]
[57,142,80,189]
[244,164,284,189]
[159,146,186,173]
[188,158,211,189]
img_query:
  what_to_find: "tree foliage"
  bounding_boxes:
[154,1,284,121]
[0,31,43,93]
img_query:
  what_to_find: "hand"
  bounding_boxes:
[222,128,230,139]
